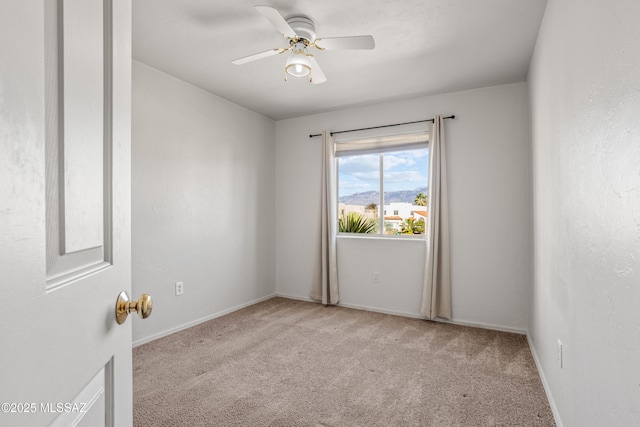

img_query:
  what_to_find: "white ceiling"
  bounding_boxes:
[133,0,548,121]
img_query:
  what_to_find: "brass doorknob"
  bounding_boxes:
[116,291,153,325]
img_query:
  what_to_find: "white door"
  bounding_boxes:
[0,1,136,426]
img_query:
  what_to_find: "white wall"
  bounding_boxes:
[132,61,276,344]
[276,83,532,332]
[528,1,640,426]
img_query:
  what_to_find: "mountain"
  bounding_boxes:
[339,186,427,206]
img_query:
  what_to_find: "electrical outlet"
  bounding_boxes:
[175,281,184,296]
[557,339,563,369]
[373,272,380,283]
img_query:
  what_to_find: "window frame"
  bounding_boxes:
[335,131,429,239]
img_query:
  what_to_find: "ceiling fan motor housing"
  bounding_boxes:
[286,16,316,43]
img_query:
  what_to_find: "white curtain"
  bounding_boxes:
[421,116,452,319]
[310,130,339,305]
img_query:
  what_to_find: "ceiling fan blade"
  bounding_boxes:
[255,5,297,39]
[309,56,327,85]
[232,48,282,65]
[315,35,375,50]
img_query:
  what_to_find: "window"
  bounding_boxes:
[337,132,429,236]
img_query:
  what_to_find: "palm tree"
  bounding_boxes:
[414,192,427,206]
[400,217,425,234]
[412,218,425,234]
[339,212,378,234]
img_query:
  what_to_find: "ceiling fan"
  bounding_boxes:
[232,5,375,84]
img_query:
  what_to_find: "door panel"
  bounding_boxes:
[49,364,108,427]
[60,0,106,254]
[0,1,132,426]
[45,0,112,289]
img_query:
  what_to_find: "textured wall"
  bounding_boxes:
[132,61,276,344]
[276,83,532,332]
[528,0,640,425]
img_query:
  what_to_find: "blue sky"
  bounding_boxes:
[338,148,429,197]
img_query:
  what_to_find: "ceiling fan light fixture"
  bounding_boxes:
[285,45,311,77]
[232,6,375,85]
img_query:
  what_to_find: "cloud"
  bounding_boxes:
[339,181,375,193]
[351,171,380,181]
[338,148,428,195]
[384,170,427,183]
[338,154,379,175]
[384,155,415,169]
[384,149,429,170]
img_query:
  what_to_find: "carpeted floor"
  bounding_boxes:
[133,297,555,426]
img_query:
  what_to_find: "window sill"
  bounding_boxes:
[337,233,426,241]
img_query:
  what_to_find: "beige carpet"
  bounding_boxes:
[133,297,554,426]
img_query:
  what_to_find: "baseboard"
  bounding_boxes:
[133,293,276,347]
[527,334,563,427]
[276,294,426,321]
[435,316,526,335]
[275,294,526,335]
[336,301,426,320]
[274,292,315,303]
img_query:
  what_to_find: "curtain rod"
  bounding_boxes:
[308,115,455,138]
